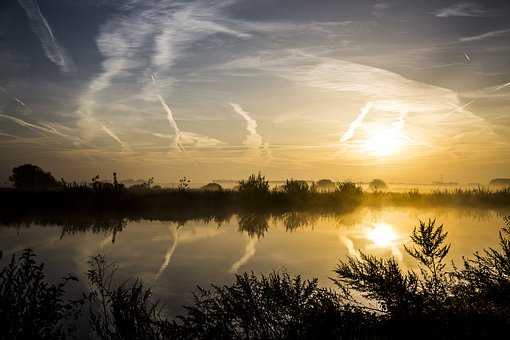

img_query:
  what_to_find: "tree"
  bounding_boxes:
[369,179,387,191]
[8,164,59,189]
[201,182,223,191]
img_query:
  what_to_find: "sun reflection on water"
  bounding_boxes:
[367,222,398,248]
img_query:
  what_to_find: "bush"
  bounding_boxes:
[238,173,270,195]
[0,249,82,340]
[282,179,309,195]
[85,255,173,340]
[334,218,510,337]
[175,272,374,339]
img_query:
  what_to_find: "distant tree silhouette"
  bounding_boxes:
[314,179,335,192]
[201,182,223,191]
[8,164,59,189]
[369,179,387,191]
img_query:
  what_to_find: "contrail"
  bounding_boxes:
[99,123,131,151]
[0,86,26,107]
[0,132,19,139]
[229,237,257,273]
[17,0,74,72]
[229,103,263,148]
[495,81,510,91]
[155,225,178,280]
[446,80,510,116]
[340,102,373,143]
[13,98,26,107]
[0,113,72,139]
[151,74,184,151]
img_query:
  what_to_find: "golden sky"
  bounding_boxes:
[1,0,509,183]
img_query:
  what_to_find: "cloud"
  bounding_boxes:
[229,103,263,148]
[78,1,244,149]
[17,0,74,72]
[460,28,510,42]
[435,2,490,17]
[152,131,224,148]
[0,113,80,143]
[340,102,373,143]
[152,74,184,151]
[218,49,501,158]
[99,123,131,151]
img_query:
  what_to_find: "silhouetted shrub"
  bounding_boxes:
[282,179,309,195]
[238,173,270,194]
[0,249,82,340]
[334,218,510,337]
[174,272,375,340]
[85,255,173,340]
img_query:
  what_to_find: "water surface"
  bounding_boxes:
[1,206,508,316]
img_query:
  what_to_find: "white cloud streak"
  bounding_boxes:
[229,103,263,148]
[152,74,184,151]
[218,50,501,158]
[0,113,80,143]
[435,2,490,17]
[99,123,131,151]
[17,0,74,72]
[340,102,373,143]
[460,29,510,42]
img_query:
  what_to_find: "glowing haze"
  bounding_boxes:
[0,0,509,183]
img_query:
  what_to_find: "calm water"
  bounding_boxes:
[1,206,509,316]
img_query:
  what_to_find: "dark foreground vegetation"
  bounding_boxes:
[2,217,510,339]
[1,165,510,221]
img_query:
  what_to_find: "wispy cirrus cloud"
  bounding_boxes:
[435,2,491,18]
[77,0,245,151]
[99,123,131,151]
[460,28,510,42]
[0,113,81,144]
[17,0,74,72]
[229,103,263,148]
[217,49,502,159]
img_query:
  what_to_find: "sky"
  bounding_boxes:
[0,0,509,183]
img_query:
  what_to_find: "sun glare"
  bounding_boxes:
[363,127,404,157]
[367,223,398,248]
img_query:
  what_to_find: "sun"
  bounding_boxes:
[367,223,398,248]
[363,127,405,157]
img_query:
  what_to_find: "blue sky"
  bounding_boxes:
[1,0,509,183]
